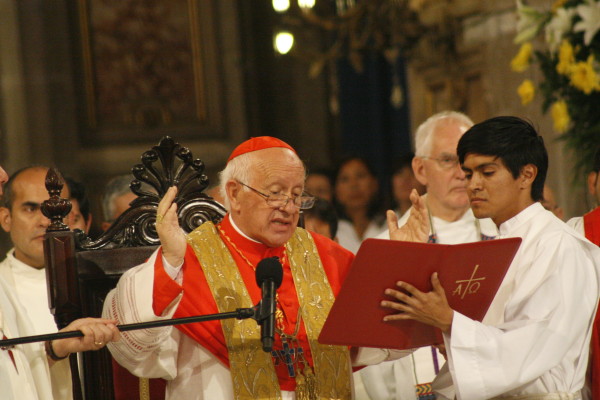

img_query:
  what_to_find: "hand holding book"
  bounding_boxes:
[381,272,454,334]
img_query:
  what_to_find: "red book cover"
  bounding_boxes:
[318,237,522,350]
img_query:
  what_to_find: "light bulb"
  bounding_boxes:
[298,0,316,9]
[272,0,290,12]
[274,31,294,55]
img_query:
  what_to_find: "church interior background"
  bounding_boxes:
[0,0,596,251]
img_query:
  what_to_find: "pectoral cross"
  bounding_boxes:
[271,336,301,377]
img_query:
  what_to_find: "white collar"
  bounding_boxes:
[4,249,46,278]
[228,215,261,243]
[430,208,473,225]
[498,202,542,237]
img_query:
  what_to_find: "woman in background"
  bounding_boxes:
[333,156,385,254]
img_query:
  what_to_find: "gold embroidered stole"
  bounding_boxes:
[187,222,352,400]
[285,229,353,400]
[188,222,281,400]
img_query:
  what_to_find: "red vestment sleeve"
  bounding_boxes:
[308,231,354,296]
[583,208,600,399]
[152,245,192,316]
[584,208,600,246]
[590,312,600,400]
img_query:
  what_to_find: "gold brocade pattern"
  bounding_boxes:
[187,222,281,400]
[139,378,150,400]
[286,229,353,400]
[187,222,352,400]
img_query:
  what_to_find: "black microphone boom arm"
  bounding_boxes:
[0,307,256,348]
[1,257,284,352]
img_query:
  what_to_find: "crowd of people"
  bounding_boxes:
[0,112,598,400]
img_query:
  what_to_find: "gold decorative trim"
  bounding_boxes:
[187,222,281,400]
[187,223,353,399]
[286,229,353,399]
[139,378,150,400]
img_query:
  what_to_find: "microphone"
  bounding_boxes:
[255,257,283,352]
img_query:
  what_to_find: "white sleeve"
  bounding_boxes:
[102,249,183,380]
[357,357,419,400]
[162,256,184,283]
[352,347,413,366]
[442,234,598,400]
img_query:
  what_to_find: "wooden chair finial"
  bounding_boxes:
[42,168,71,232]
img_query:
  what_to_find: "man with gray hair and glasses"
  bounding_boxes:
[357,111,498,400]
[395,111,498,244]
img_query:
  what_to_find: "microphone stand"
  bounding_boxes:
[0,307,258,348]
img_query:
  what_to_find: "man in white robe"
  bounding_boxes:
[358,111,497,400]
[0,259,53,400]
[0,165,120,400]
[1,275,121,400]
[381,116,599,400]
[0,166,75,399]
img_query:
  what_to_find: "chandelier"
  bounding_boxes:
[272,0,431,75]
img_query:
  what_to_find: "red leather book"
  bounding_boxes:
[319,237,521,350]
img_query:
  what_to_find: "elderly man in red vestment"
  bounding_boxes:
[103,136,428,399]
[567,146,600,400]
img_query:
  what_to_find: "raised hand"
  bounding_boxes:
[387,189,429,243]
[156,186,187,266]
[381,272,454,333]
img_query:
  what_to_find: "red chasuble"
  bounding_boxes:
[151,214,354,391]
[583,207,600,400]
[584,207,600,246]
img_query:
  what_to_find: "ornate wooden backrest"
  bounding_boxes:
[42,136,226,400]
[75,136,226,250]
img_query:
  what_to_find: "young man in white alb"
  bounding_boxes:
[382,116,599,399]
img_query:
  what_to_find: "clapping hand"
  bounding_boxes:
[386,189,429,243]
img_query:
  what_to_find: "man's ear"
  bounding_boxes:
[587,171,598,197]
[412,157,428,186]
[225,180,242,212]
[519,164,538,189]
[0,207,12,233]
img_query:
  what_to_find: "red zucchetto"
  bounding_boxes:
[227,136,296,163]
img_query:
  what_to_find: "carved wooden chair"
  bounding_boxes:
[42,137,226,400]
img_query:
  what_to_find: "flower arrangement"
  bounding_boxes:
[512,0,600,179]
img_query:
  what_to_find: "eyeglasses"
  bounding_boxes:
[237,181,315,210]
[421,154,460,170]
